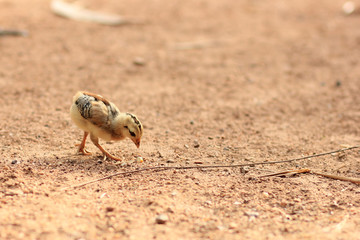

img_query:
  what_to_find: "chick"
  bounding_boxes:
[70,91,143,161]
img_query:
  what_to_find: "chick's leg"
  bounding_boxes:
[90,134,122,161]
[77,131,92,155]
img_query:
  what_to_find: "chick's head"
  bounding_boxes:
[122,113,143,148]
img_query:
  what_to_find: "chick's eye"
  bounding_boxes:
[129,130,136,137]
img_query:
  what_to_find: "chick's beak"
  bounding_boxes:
[132,139,140,148]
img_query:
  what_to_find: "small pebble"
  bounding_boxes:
[343,1,355,15]
[136,156,144,163]
[106,207,115,212]
[121,162,129,167]
[248,176,258,181]
[155,214,168,224]
[193,140,200,148]
[184,144,189,149]
[157,151,164,158]
[166,159,175,163]
[166,207,174,213]
[133,57,146,66]
[240,166,250,174]
[229,222,237,229]
[262,192,270,197]
[217,225,225,231]
[244,211,259,217]
[11,160,18,164]
[190,120,194,125]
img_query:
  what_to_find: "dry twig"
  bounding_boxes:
[311,171,360,184]
[51,0,140,25]
[258,168,360,184]
[0,28,28,37]
[258,169,311,178]
[63,146,359,189]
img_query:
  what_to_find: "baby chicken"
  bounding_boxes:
[70,91,143,161]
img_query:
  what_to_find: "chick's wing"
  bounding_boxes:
[89,100,111,128]
[75,93,110,128]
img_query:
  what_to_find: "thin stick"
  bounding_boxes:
[51,0,141,25]
[258,169,311,178]
[0,29,28,37]
[311,171,360,184]
[63,146,359,189]
[258,168,360,184]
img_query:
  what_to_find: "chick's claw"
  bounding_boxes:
[102,153,123,162]
[79,147,92,156]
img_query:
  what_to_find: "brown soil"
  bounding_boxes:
[1,0,360,239]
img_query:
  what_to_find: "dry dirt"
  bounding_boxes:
[1,0,360,239]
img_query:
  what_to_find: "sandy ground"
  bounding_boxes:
[0,0,360,239]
